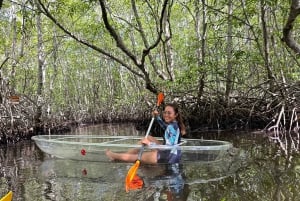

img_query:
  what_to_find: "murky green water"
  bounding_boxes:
[1,123,300,200]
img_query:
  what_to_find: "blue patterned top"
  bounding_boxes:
[156,116,180,145]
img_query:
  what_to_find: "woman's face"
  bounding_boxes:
[163,106,177,123]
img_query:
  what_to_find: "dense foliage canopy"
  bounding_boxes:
[1,0,300,142]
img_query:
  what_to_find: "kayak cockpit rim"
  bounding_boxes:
[31,135,232,151]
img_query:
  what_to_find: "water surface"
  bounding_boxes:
[1,123,299,200]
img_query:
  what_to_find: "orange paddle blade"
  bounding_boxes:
[157,92,164,107]
[0,191,12,201]
[126,175,144,191]
[125,160,140,192]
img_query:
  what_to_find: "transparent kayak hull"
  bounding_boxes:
[32,135,233,163]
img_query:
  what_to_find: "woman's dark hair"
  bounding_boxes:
[165,103,186,136]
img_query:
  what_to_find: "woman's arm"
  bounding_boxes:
[153,110,167,130]
[148,135,162,144]
[141,135,162,145]
[156,116,167,130]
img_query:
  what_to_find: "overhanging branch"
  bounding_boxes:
[36,0,144,79]
[282,0,300,54]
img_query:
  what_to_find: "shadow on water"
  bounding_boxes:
[1,124,300,200]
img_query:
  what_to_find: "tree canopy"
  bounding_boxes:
[1,0,300,141]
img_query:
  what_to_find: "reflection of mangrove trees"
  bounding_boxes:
[2,128,300,200]
[0,142,42,200]
[1,1,300,143]
[186,137,300,201]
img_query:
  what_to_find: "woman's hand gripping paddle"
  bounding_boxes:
[125,92,164,192]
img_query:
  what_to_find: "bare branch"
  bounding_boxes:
[36,0,145,79]
[98,0,140,66]
[131,0,168,80]
[0,57,9,70]
[141,0,169,60]
[98,0,168,93]
[282,0,300,54]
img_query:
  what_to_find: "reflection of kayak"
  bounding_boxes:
[0,191,12,201]
[38,159,129,200]
[39,158,128,181]
[32,135,232,163]
[38,157,240,200]
[39,157,236,181]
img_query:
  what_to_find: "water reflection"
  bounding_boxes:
[141,164,188,200]
[0,141,43,201]
[4,124,297,200]
[37,157,236,201]
[38,158,127,200]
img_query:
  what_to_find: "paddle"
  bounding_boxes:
[125,92,164,192]
[0,191,12,201]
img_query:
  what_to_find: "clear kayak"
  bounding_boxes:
[0,191,12,201]
[32,135,233,163]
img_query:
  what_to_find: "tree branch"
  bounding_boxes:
[282,0,300,54]
[98,0,168,93]
[36,0,145,79]
[131,0,168,80]
[98,0,140,66]
[0,57,9,70]
[141,0,169,61]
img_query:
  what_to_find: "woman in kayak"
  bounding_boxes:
[105,103,186,164]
